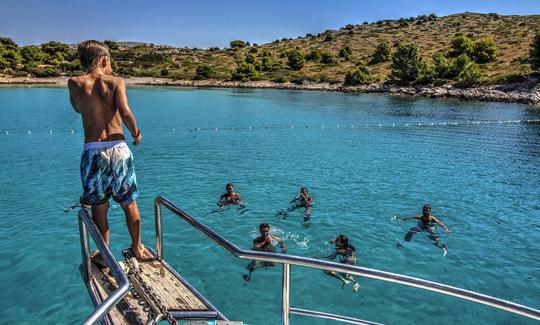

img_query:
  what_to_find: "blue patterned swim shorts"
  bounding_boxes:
[80,140,138,205]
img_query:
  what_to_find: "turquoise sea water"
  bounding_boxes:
[0,87,539,324]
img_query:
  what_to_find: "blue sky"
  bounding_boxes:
[2,0,539,48]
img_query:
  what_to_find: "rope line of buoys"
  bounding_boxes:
[2,119,539,136]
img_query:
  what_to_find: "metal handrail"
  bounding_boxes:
[78,209,131,325]
[154,196,540,324]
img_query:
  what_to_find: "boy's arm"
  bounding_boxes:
[114,78,142,145]
[67,79,80,113]
[432,216,450,232]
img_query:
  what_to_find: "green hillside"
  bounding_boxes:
[1,12,540,87]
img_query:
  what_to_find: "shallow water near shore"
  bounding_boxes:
[0,87,539,324]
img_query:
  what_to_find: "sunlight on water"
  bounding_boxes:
[0,87,539,324]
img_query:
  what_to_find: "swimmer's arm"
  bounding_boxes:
[432,216,450,232]
[115,78,142,144]
[401,215,420,221]
[67,79,80,113]
[276,237,287,253]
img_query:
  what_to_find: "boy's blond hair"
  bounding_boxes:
[77,40,110,72]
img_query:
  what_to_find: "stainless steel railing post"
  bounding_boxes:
[282,263,291,325]
[78,213,91,282]
[154,200,163,261]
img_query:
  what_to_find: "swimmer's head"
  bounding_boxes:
[259,223,270,235]
[226,183,234,193]
[335,234,348,247]
[422,204,432,216]
[300,187,308,195]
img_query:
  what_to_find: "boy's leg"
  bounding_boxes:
[120,200,144,259]
[404,226,420,242]
[324,270,351,287]
[92,202,110,245]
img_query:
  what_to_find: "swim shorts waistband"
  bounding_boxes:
[83,140,126,150]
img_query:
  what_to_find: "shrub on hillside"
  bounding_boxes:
[104,40,119,50]
[370,41,392,64]
[0,49,22,69]
[455,62,482,87]
[323,32,334,42]
[26,65,61,77]
[230,40,247,49]
[389,43,420,85]
[416,58,437,84]
[306,49,321,61]
[449,32,473,57]
[450,54,471,77]
[471,37,497,63]
[339,46,353,61]
[344,66,370,85]
[20,46,46,64]
[194,64,215,80]
[286,49,305,70]
[320,51,336,64]
[432,53,451,78]
[530,33,540,71]
[231,61,259,81]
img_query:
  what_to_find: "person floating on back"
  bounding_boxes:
[243,223,286,282]
[398,204,450,256]
[219,183,246,209]
[276,187,313,221]
[324,235,360,292]
[68,40,145,266]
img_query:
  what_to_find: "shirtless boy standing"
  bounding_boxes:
[68,40,145,261]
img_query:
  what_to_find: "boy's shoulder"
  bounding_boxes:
[68,74,124,88]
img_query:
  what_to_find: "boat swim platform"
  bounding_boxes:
[81,247,239,325]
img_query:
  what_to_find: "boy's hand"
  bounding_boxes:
[132,130,142,145]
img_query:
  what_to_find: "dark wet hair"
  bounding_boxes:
[422,204,432,212]
[226,183,234,189]
[336,234,348,246]
[300,187,308,192]
[259,223,270,232]
[77,40,110,72]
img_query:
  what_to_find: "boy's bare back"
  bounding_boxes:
[68,74,140,144]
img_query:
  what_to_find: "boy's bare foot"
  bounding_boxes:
[91,252,108,269]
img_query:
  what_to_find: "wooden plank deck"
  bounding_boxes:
[87,249,215,324]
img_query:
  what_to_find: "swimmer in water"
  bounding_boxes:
[277,187,313,221]
[219,183,246,209]
[324,235,360,292]
[399,204,450,256]
[243,223,286,282]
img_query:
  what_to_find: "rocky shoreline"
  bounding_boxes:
[1,75,539,105]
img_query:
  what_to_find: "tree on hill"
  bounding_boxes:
[323,32,334,42]
[449,32,473,57]
[455,61,482,87]
[449,53,471,77]
[0,49,22,69]
[370,41,392,64]
[320,51,336,64]
[194,64,215,80]
[104,40,119,50]
[390,43,421,85]
[471,37,497,63]
[344,66,370,85]
[230,40,247,49]
[286,49,305,70]
[0,37,18,49]
[306,49,321,61]
[20,46,46,64]
[339,46,353,61]
[531,33,540,71]
[416,58,437,84]
[432,53,452,78]
[231,61,259,81]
